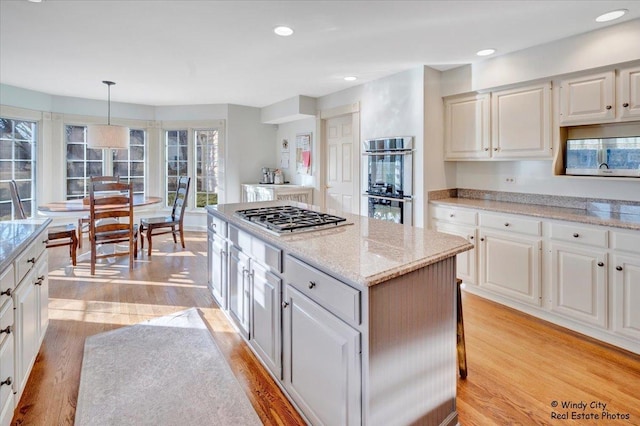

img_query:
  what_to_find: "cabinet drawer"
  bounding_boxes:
[0,298,13,343]
[611,230,640,255]
[431,206,477,225]
[480,213,541,236]
[228,225,251,249]
[550,223,608,248]
[15,240,41,283]
[285,256,361,325]
[208,214,227,238]
[249,238,282,273]
[0,265,14,308]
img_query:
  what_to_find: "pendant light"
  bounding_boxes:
[87,80,129,149]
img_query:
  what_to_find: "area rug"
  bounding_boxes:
[75,308,262,425]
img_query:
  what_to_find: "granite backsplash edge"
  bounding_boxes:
[428,188,640,216]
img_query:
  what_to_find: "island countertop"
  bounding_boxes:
[207,201,473,287]
[0,218,51,272]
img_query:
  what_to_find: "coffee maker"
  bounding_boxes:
[261,167,274,184]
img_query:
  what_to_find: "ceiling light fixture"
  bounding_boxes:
[476,48,496,57]
[595,9,627,22]
[87,81,130,150]
[274,26,294,36]
[344,76,357,81]
[27,0,43,3]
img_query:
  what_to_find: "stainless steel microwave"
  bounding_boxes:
[565,137,640,177]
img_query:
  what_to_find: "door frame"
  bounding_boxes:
[317,102,361,214]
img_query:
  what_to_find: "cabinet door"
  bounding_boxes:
[444,94,490,160]
[560,71,615,124]
[611,254,640,340]
[479,230,541,305]
[208,233,227,309]
[620,66,640,120]
[491,83,552,158]
[283,285,361,426]
[13,272,39,399]
[250,261,281,378]
[0,328,14,426]
[35,256,48,345]
[434,222,477,285]
[550,243,607,328]
[228,246,250,338]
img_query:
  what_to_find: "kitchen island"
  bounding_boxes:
[206,201,472,426]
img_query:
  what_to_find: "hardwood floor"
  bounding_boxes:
[11,231,640,425]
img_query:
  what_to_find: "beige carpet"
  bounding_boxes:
[75,308,262,425]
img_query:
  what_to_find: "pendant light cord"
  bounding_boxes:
[102,80,115,125]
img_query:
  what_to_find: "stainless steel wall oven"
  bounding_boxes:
[363,136,413,224]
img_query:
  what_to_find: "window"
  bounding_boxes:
[65,125,146,199]
[0,117,37,220]
[195,130,219,207]
[164,126,221,208]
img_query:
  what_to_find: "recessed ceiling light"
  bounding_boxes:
[344,76,357,81]
[274,26,294,37]
[595,9,627,22]
[27,0,43,2]
[476,48,496,57]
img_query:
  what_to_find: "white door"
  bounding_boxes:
[325,114,357,214]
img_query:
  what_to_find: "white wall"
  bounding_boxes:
[226,104,277,202]
[275,117,316,187]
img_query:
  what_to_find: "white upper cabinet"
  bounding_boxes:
[491,82,552,159]
[444,93,490,160]
[560,66,640,124]
[559,71,615,124]
[620,66,640,120]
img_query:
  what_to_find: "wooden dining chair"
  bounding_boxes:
[139,176,191,256]
[88,180,138,275]
[9,180,78,265]
[78,175,120,248]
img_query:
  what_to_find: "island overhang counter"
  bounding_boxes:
[206,201,473,426]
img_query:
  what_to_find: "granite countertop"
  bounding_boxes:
[430,198,640,231]
[207,201,473,287]
[0,219,51,272]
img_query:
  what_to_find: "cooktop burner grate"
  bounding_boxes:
[235,206,348,234]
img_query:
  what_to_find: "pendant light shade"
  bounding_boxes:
[88,80,129,149]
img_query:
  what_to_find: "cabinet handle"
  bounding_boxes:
[0,326,11,335]
[282,301,289,309]
[616,266,623,271]
[0,288,11,297]
[484,148,489,151]
[504,223,510,227]
[597,262,604,267]
[573,233,579,238]
[0,377,11,387]
[493,148,498,151]
[605,105,612,110]
[27,257,36,264]
[480,237,485,242]
[623,102,629,108]
[308,281,316,289]
[43,239,49,244]
[469,235,474,240]
[449,213,455,218]
[220,249,226,257]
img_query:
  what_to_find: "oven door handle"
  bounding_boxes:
[363,150,414,156]
[365,194,412,202]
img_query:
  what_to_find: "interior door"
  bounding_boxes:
[325,114,357,214]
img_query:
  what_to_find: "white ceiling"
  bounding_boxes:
[0,0,638,108]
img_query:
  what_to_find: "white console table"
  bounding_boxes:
[241,184,313,204]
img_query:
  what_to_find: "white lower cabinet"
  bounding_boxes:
[479,230,542,306]
[228,246,251,338]
[283,285,361,426]
[550,243,607,328]
[0,296,15,426]
[611,254,640,340]
[208,232,227,309]
[434,222,477,285]
[249,260,281,377]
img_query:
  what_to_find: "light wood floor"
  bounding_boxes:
[11,232,640,425]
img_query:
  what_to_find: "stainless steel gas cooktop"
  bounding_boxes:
[235,206,350,235]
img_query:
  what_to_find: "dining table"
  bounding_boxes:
[38,195,163,215]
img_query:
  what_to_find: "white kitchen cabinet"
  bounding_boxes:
[241,184,313,204]
[250,260,282,378]
[550,242,607,328]
[559,71,615,124]
[228,245,251,338]
[282,285,361,426]
[13,267,39,398]
[611,254,640,340]
[208,232,227,309]
[559,66,640,124]
[620,65,640,120]
[479,229,542,306]
[444,93,490,160]
[0,282,15,426]
[491,82,552,159]
[434,222,477,286]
